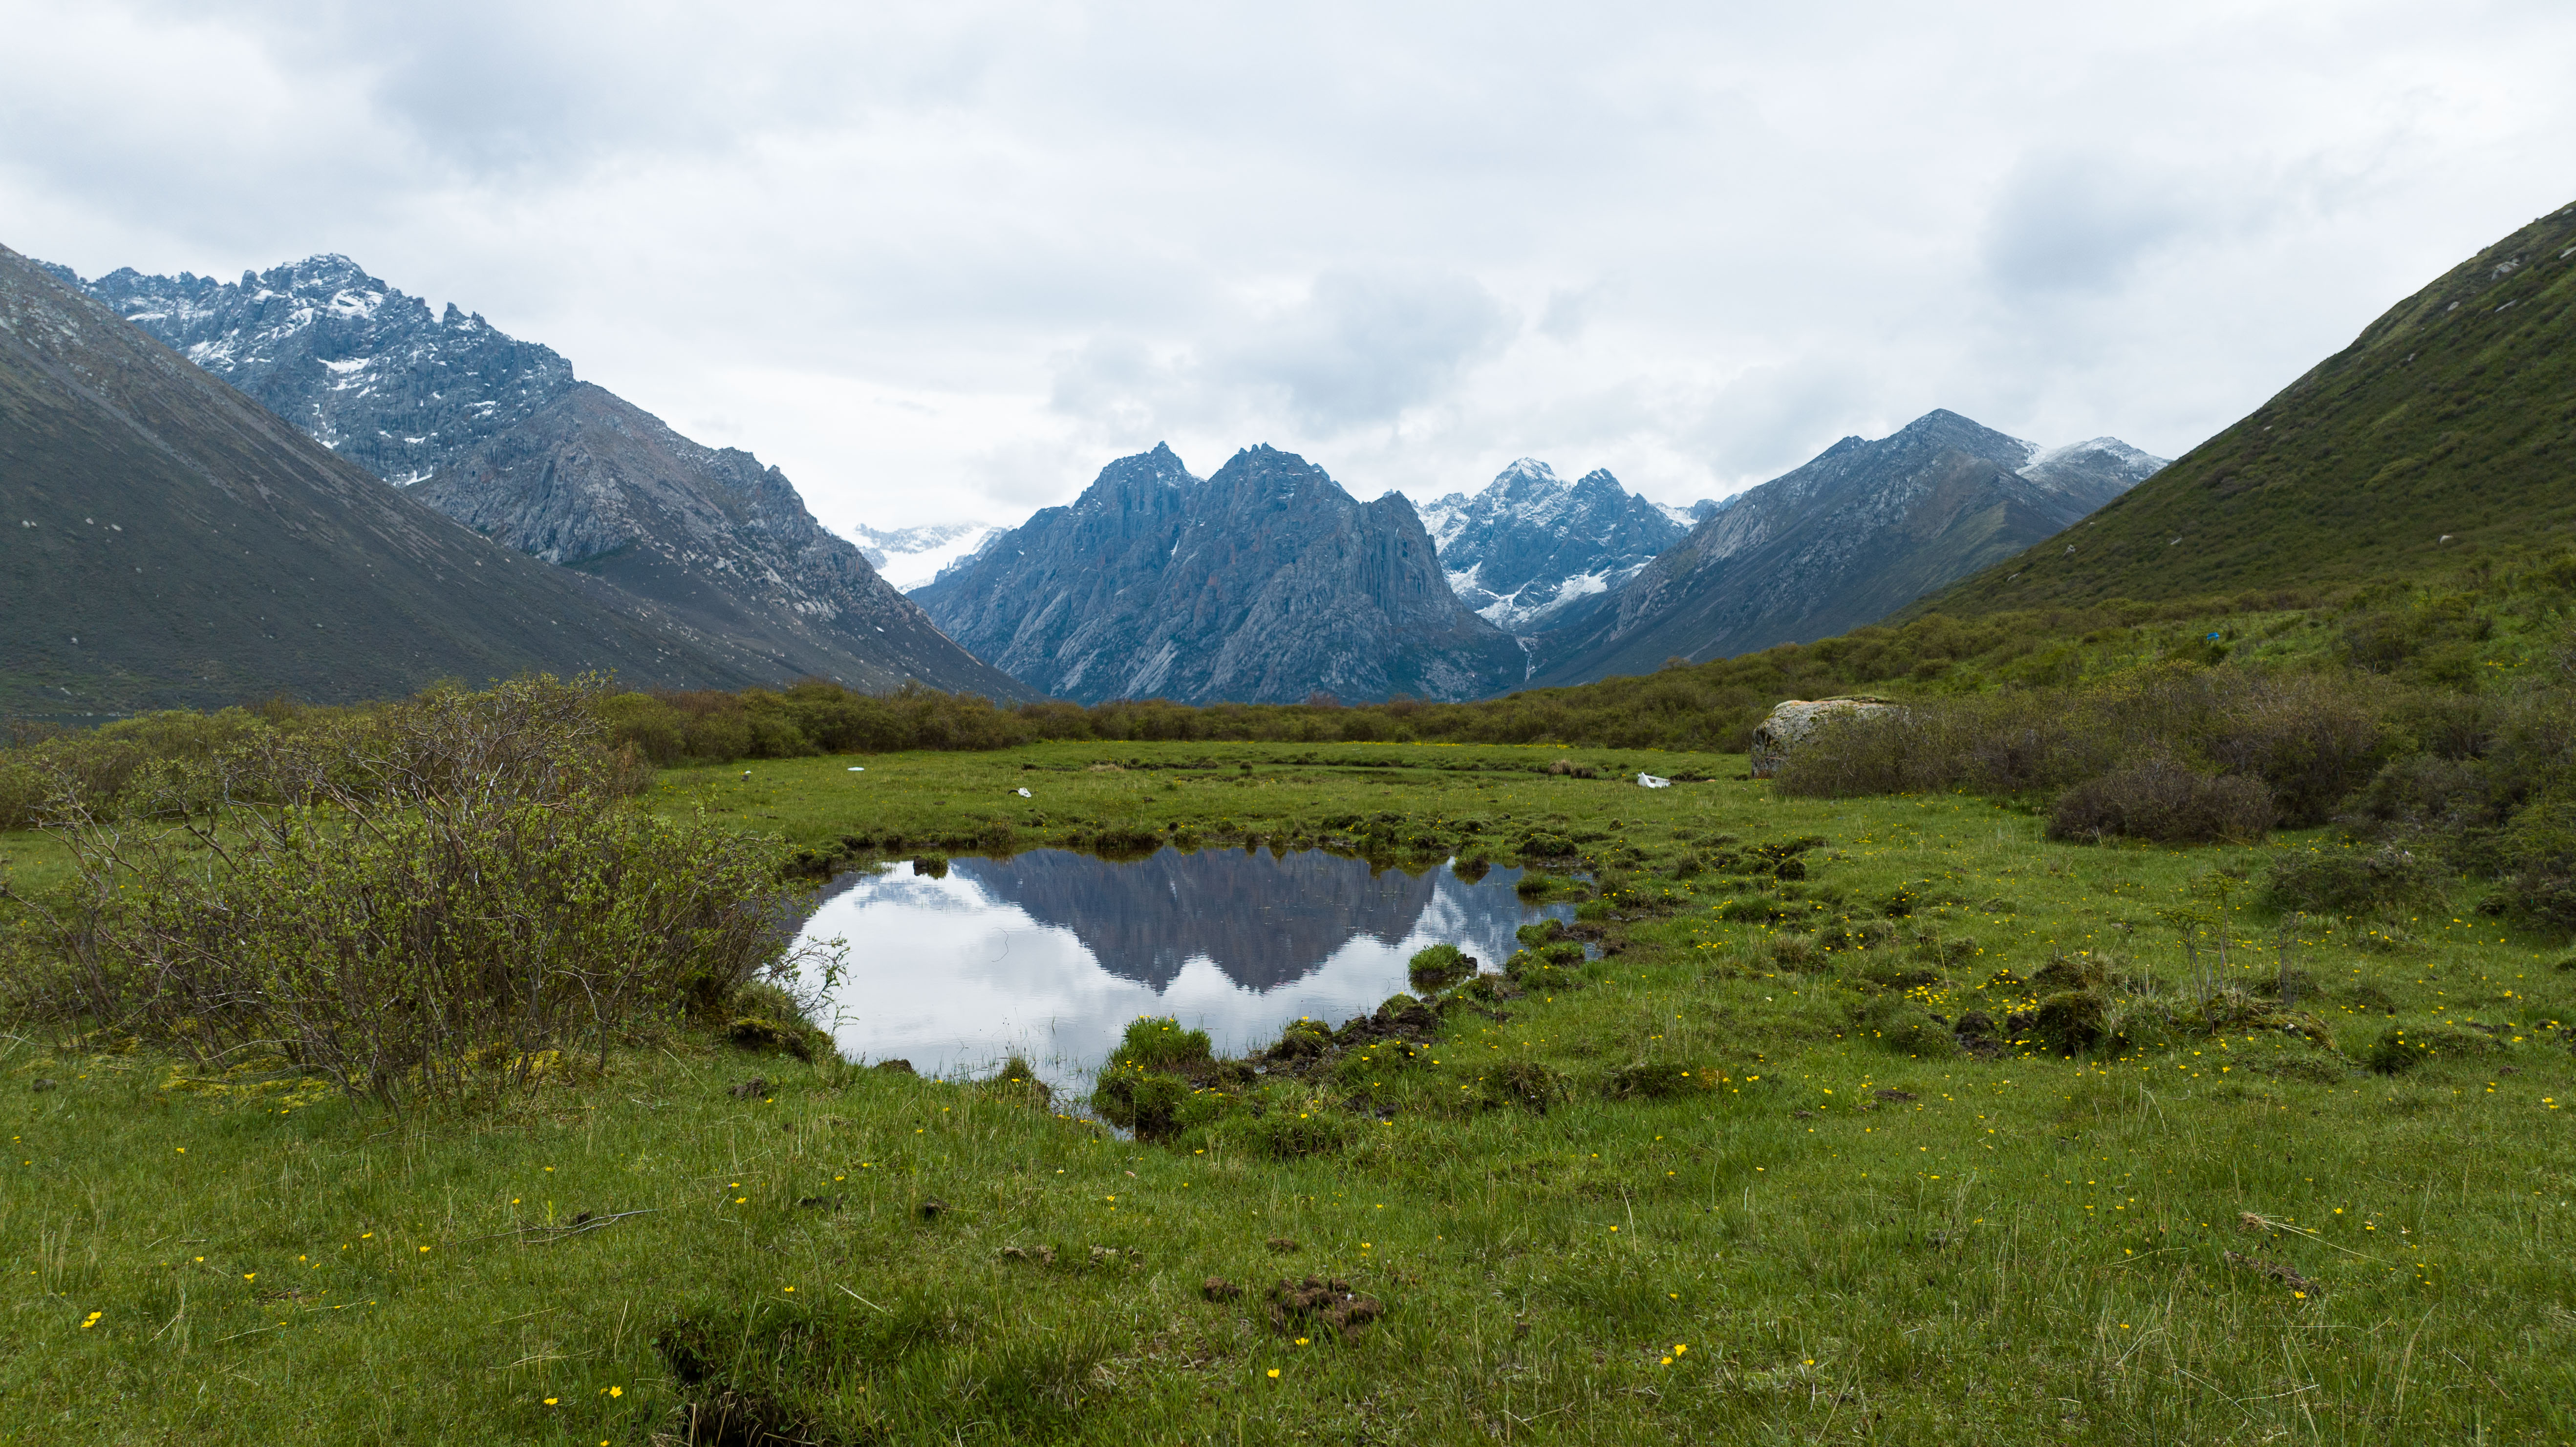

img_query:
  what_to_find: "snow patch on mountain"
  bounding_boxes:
[2018,436,2170,494]
[855,521,1003,591]
[60,254,578,487]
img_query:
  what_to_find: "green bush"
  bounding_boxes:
[26,678,803,1106]
[2263,844,2448,918]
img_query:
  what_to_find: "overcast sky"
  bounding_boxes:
[6,0,2571,536]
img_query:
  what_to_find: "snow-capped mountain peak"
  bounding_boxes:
[2018,436,2170,494]
[68,255,577,487]
[1405,459,1691,636]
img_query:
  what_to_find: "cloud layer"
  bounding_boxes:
[6,0,2571,532]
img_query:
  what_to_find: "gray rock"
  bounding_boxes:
[1748,698,1903,778]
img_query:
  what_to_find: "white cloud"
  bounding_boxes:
[5,0,2573,527]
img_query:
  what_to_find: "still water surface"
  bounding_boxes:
[793,846,1573,1091]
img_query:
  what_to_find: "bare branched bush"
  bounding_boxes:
[21,678,813,1107]
[2047,756,2275,845]
[1773,670,2391,836]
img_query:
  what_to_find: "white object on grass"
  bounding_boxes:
[1636,773,1673,789]
[1016,787,1032,798]
[848,766,865,772]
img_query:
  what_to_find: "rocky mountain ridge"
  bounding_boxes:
[56,253,1023,699]
[913,444,1525,704]
[1525,409,2165,686]
[412,386,1033,699]
[63,255,576,485]
[0,242,783,716]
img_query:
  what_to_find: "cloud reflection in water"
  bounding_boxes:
[793,846,1569,1091]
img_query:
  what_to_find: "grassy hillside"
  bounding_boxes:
[7,745,2574,1441]
[1924,199,2576,616]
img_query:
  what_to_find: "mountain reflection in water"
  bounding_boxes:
[793,846,1571,1090]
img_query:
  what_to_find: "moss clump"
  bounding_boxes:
[1478,1060,1565,1113]
[1407,944,1471,993]
[1603,1063,1703,1100]
[2031,990,2108,1055]
[2362,1022,2498,1074]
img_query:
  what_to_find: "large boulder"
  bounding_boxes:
[1748,697,1901,778]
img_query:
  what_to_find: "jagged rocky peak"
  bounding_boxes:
[1411,457,1689,636]
[62,254,577,486]
[913,443,1525,704]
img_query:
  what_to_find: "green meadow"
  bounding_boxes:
[4,740,2572,1443]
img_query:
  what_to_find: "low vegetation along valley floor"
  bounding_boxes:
[5,741,2572,1443]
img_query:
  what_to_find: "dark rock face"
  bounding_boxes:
[74,255,575,485]
[1527,409,2164,686]
[410,385,1033,699]
[1414,459,1689,635]
[0,243,779,716]
[914,444,1524,703]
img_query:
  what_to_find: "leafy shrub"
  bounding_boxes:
[27,678,804,1106]
[2047,757,2274,844]
[2263,844,2448,918]
[2477,795,2576,939]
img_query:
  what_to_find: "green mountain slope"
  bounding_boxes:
[1923,199,2576,615]
[0,243,787,718]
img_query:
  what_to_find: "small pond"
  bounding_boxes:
[791,846,1574,1092]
